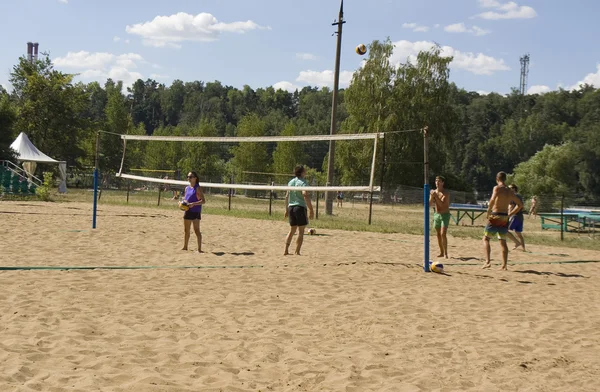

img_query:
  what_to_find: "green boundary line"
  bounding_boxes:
[0,265,264,271]
[435,260,600,267]
[1,260,598,271]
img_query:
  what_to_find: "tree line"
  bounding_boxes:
[0,39,598,203]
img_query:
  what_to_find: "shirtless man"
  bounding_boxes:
[483,171,523,270]
[430,176,450,259]
[529,196,538,219]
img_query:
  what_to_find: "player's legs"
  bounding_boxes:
[192,218,202,253]
[482,235,491,268]
[516,232,525,251]
[507,231,520,249]
[441,213,450,258]
[295,226,306,255]
[284,226,297,255]
[435,228,444,257]
[441,226,448,258]
[500,238,509,270]
[182,219,192,250]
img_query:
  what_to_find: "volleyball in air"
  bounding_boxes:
[178,200,190,211]
[308,228,316,235]
[356,44,367,56]
[430,261,444,274]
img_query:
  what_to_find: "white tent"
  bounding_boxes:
[10,132,67,193]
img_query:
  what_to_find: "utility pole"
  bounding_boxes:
[519,54,530,95]
[325,0,345,215]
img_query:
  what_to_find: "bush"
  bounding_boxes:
[36,171,54,201]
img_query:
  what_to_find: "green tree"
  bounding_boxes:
[10,55,91,165]
[231,113,269,183]
[512,142,579,203]
[103,81,134,172]
[272,122,307,176]
[178,120,226,182]
[0,93,17,160]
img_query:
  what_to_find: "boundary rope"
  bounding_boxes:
[1,259,597,272]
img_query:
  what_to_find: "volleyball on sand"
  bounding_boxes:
[430,261,444,274]
[356,44,367,55]
[308,228,316,235]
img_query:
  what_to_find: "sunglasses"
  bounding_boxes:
[187,175,195,179]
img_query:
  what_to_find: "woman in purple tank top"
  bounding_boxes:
[182,171,206,253]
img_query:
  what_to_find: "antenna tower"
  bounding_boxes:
[519,54,530,95]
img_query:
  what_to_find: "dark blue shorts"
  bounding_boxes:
[509,216,523,233]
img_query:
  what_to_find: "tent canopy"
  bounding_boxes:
[10,132,59,163]
[8,132,67,193]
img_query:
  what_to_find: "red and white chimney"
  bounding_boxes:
[33,43,39,61]
[27,42,33,62]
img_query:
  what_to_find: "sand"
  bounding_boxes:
[1,200,599,391]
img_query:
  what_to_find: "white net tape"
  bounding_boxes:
[121,133,384,142]
[116,173,381,193]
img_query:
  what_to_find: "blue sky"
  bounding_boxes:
[1,0,599,95]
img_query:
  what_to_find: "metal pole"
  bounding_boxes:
[316,190,320,219]
[368,135,380,225]
[423,127,430,272]
[157,186,162,206]
[92,131,100,229]
[228,175,233,211]
[126,181,130,203]
[560,194,564,241]
[269,179,273,216]
[325,0,345,216]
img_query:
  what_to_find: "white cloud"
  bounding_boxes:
[527,85,551,95]
[54,51,146,89]
[150,73,170,80]
[296,53,317,61]
[273,81,300,92]
[125,12,269,48]
[434,24,441,28]
[477,90,491,95]
[402,22,430,32]
[391,40,510,75]
[445,23,491,36]
[474,0,537,20]
[296,70,354,88]
[570,64,600,90]
[444,23,490,36]
[58,0,68,3]
[113,36,121,42]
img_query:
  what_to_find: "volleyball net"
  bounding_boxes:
[115,132,385,194]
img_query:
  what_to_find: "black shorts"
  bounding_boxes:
[288,206,308,227]
[183,211,201,221]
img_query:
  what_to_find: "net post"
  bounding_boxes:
[126,181,130,204]
[423,126,430,273]
[92,131,100,229]
[560,194,564,241]
[269,179,273,216]
[368,134,379,225]
[157,185,162,206]
[228,175,233,211]
[316,190,320,220]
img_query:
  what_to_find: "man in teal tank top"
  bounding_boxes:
[284,165,314,255]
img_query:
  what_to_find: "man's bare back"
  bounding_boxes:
[490,185,518,215]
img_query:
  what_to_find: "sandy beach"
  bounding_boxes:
[1,200,599,391]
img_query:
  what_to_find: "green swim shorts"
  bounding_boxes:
[433,212,451,229]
